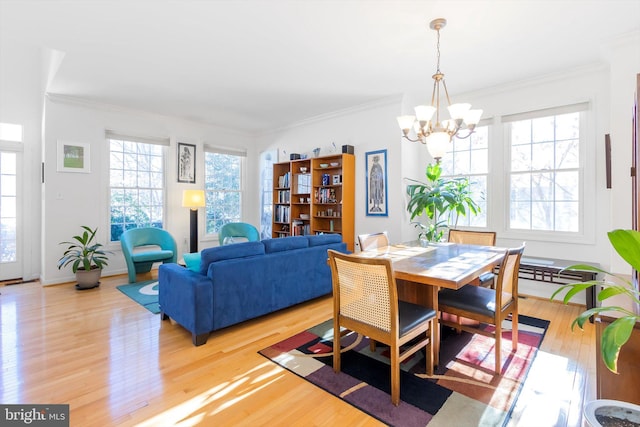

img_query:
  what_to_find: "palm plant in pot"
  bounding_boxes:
[551,229,640,374]
[406,162,481,242]
[57,225,111,289]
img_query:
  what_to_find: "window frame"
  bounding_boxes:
[501,105,595,244]
[440,123,491,230]
[203,146,246,240]
[106,131,169,244]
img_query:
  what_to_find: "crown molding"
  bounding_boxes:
[259,94,404,137]
[45,93,253,139]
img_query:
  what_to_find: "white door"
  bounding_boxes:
[0,150,21,281]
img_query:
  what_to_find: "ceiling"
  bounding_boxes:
[2,0,639,134]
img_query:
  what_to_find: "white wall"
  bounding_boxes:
[0,41,43,282]
[255,98,408,247]
[607,32,640,272]
[256,34,639,274]
[41,97,255,285]
[3,32,638,286]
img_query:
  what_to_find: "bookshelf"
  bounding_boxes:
[271,154,355,251]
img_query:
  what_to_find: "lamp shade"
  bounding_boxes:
[425,131,450,160]
[182,190,205,208]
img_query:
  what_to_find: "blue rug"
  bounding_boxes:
[116,280,160,314]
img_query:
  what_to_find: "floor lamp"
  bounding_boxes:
[182,189,205,253]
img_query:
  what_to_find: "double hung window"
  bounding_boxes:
[505,103,586,233]
[440,125,489,227]
[108,131,167,242]
[204,147,245,235]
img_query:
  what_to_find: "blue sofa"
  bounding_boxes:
[158,234,347,346]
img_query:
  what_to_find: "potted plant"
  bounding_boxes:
[551,229,640,374]
[57,225,111,289]
[406,162,481,242]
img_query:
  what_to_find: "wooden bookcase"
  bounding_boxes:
[271,153,355,251]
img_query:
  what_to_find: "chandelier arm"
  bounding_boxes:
[402,135,426,144]
[441,78,453,107]
[454,129,475,140]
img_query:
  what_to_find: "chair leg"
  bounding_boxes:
[425,324,434,376]
[333,319,341,373]
[370,339,376,352]
[390,345,400,406]
[512,311,519,351]
[494,319,502,375]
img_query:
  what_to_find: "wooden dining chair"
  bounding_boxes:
[327,249,436,406]
[448,229,497,287]
[357,231,389,252]
[438,243,526,374]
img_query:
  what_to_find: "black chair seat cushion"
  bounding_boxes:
[398,301,436,337]
[438,285,503,318]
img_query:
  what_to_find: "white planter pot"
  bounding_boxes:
[584,399,640,427]
[75,268,101,289]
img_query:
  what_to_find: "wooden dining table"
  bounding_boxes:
[357,241,507,365]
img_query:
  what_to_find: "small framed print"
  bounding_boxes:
[57,141,91,173]
[332,174,341,185]
[365,149,388,216]
[177,142,196,183]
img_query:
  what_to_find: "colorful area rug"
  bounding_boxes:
[259,315,549,427]
[116,280,160,314]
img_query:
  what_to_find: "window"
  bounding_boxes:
[0,123,23,143]
[0,151,17,262]
[108,132,167,242]
[259,150,277,239]
[506,104,586,233]
[204,147,245,234]
[440,125,489,227]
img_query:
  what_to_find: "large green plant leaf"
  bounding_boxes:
[601,316,636,373]
[608,229,640,273]
[552,229,640,374]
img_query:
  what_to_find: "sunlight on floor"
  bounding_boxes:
[0,300,19,402]
[134,360,284,426]
[508,349,587,426]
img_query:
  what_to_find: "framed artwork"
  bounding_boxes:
[57,141,91,173]
[365,149,388,216]
[177,142,196,183]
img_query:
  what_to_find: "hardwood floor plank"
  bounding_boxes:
[0,275,595,426]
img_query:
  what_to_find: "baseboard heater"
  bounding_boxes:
[516,256,598,310]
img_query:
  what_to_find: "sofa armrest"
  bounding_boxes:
[159,263,214,345]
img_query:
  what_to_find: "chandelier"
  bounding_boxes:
[397,18,482,162]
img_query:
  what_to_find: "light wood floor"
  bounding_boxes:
[0,273,595,427]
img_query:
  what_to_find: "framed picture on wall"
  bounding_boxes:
[177,142,196,183]
[365,149,388,216]
[57,141,91,173]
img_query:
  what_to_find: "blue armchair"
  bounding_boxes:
[218,222,260,245]
[120,228,177,283]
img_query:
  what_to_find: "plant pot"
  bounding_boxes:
[76,267,101,289]
[584,399,640,426]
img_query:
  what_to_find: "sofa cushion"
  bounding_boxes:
[199,241,265,275]
[263,236,309,253]
[307,234,342,247]
[183,252,201,272]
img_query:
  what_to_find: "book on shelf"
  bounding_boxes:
[275,205,290,223]
[278,172,291,188]
[277,190,290,203]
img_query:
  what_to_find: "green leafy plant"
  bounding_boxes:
[406,163,481,242]
[551,229,640,373]
[57,226,111,273]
